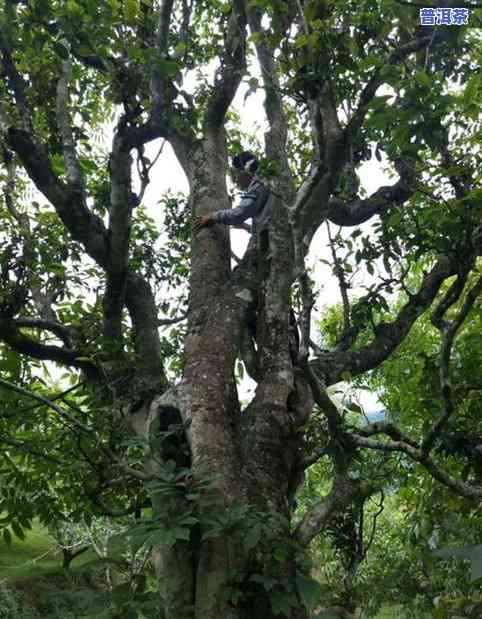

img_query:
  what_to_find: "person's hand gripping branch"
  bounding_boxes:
[193,213,215,232]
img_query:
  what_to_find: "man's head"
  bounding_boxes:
[231,151,258,189]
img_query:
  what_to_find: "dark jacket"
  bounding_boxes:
[212,178,271,234]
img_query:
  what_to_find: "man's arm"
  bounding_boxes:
[193,182,269,232]
[212,182,268,225]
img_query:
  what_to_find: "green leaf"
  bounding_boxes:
[415,70,431,89]
[53,41,69,60]
[370,95,392,110]
[295,574,322,609]
[236,361,244,380]
[249,31,263,44]
[244,524,261,551]
[174,42,187,56]
[3,528,12,546]
[124,0,137,21]
[156,59,180,76]
[11,521,25,541]
[433,545,482,582]
[270,590,294,616]
[294,34,309,48]
[249,574,276,591]
[77,45,92,57]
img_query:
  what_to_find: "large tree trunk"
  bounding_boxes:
[128,125,312,618]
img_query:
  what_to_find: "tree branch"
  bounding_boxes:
[246,3,295,199]
[297,272,315,364]
[303,361,343,438]
[2,16,107,273]
[203,0,247,128]
[346,35,432,140]
[56,59,83,187]
[103,121,135,343]
[325,158,417,226]
[311,255,457,385]
[125,272,167,385]
[157,311,188,327]
[354,420,419,449]
[0,31,32,133]
[294,473,361,546]
[0,377,94,434]
[0,436,62,465]
[421,273,482,457]
[294,34,432,251]
[302,445,330,469]
[13,317,74,348]
[351,433,482,500]
[326,223,350,332]
[4,127,109,268]
[0,317,98,376]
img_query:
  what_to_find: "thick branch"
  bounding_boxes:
[6,127,109,268]
[1,30,108,268]
[295,35,432,250]
[246,4,295,199]
[312,255,456,385]
[325,162,416,226]
[14,317,74,348]
[0,33,32,132]
[157,311,188,327]
[150,0,175,118]
[103,124,134,343]
[294,473,361,546]
[302,445,330,469]
[431,271,469,330]
[355,420,419,448]
[56,60,83,186]
[351,433,482,500]
[125,272,167,384]
[297,272,315,364]
[421,274,482,457]
[0,317,98,376]
[303,362,342,439]
[204,0,247,128]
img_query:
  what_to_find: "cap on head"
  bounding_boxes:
[232,151,259,174]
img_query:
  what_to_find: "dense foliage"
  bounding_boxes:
[0,0,481,617]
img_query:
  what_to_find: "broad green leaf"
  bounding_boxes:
[2,528,12,546]
[295,574,322,609]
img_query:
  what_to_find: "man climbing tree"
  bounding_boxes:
[0,1,480,618]
[193,151,271,236]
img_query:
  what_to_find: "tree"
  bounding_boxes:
[0,0,481,618]
[304,281,482,617]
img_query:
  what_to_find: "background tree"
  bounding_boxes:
[301,280,482,617]
[0,1,481,618]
